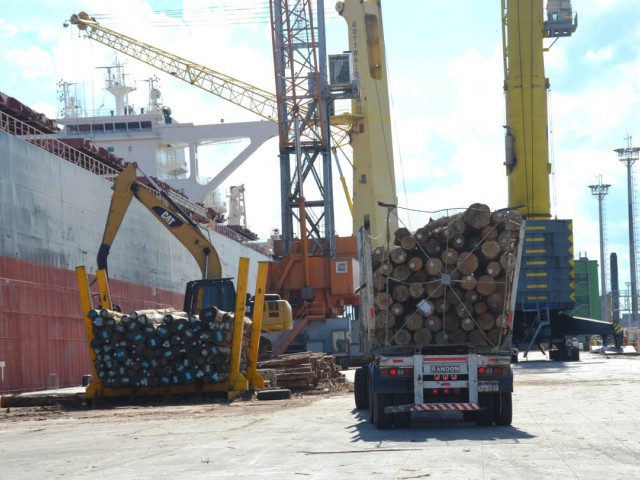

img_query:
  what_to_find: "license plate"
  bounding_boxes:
[478,383,499,392]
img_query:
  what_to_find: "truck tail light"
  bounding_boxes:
[478,366,510,376]
[381,367,413,378]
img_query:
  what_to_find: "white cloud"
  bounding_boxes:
[585,46,614,62]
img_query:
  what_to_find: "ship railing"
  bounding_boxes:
[214,223,272,256]
[1,110,122,178]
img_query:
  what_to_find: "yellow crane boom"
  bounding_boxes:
[69,12,278,122]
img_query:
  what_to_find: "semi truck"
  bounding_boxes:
[353,204,525,429]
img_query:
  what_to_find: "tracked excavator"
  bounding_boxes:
[95,162,292,332]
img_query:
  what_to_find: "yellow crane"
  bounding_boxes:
[502,1,619,359]
[336,0,399,242]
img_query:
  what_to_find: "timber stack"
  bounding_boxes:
[370,203,523,350]
[88,306,253,388]
[257,352,346,391]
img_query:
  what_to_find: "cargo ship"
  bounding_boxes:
[0,66,277,394]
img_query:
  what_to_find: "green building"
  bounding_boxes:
[571,256,601,320]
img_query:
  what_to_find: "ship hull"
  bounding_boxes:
[0,129,269,394]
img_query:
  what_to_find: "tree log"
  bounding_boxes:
[456,301,474,318]
[460,274,477,291]
[392,264,411,282]
[371,246,388,268]
[425,281,445,299]
[442,247,458,266]
[478,312,495,331]
[408,256,424,272]
[487,293,503,313]
[425,258,443,276]
[394,227,412,245]
[480,240,501,261]
[375,310,396,329]
[392,284,410,302]
[393,329,412,345]
[460,317,476,332]
[463,203,491,230]
[374,292,393,310]
[390,303,405,317]
[424,315,442,332]
[390,245,408,264]
[457,252,478,275]
[474,302,488,315]
[476,275,497,296]
[409,282,425,299]
[414,328,433,345]
[400,235,417,251]
[486,261,502,278]
[404,312,424,331]
[481,224,498,241]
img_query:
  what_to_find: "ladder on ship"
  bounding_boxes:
[522,304,551,359]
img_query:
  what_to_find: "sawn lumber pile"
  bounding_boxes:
[88,306,253,388]
[369,203,522,350]
[258,352,346,391]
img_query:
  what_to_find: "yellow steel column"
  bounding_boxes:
[75,266,102,399]
[245,262,268,390]
[226,257,250,397]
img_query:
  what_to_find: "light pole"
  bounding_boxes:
[615,138,640,329]
[589,176,610,321]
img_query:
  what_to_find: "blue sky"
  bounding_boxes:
[2,0,640,300]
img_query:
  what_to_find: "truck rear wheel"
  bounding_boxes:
[476,393,495,426]
[354,367,369,410]
[393,394,411,428]
[493,392,513,426]
[373,393,392,429]
[462,410,478,422]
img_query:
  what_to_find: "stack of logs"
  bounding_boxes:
[370,203,522,349]
[257,352,346,391]
[88,307,253,388]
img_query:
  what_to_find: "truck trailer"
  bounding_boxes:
[353,204,525,429]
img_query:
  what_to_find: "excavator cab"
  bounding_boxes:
[184,279,237,315]
[247,294,293,332]
[184,279,293,332]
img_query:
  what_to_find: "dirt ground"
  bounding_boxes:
[0,381,353,425]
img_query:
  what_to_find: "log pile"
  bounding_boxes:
[369,203,522,350]
[257,352,346,391]
[88,306,253,388]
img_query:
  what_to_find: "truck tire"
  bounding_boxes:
[393,393,411,428]
[493,392,512,426]
[256,388,291,400]
[368,384,375,423]
[476,393,495,426]
[462,410,478,422]
[354,367,369,410]
[373,393,392,429]
[511,348,519,364]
